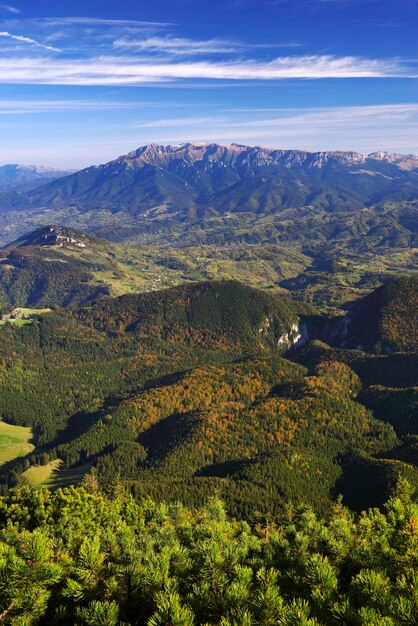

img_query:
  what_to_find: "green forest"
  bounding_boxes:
[0,278,415,514]
[1,480,418,625]
[0,274,415,624]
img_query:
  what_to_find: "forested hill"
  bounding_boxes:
[0,225,117,309]
[327,275,418,353]
[0,277,416,520]
[72,280,315,350]
[2,223,414,314]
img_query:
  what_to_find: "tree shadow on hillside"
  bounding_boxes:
[138,411,197,463]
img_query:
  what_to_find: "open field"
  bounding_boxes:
[0,419,34,466]
[0,307,52,325]
[20,459,62,487]
[20,459,92,489]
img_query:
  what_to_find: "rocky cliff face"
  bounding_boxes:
[277,322,309,349]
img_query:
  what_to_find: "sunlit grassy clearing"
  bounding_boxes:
[20,459,62,487]
[0,307,52,326]
[0,420,34,466]
[20,459,92,489]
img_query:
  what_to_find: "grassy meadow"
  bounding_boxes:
[20,459,91,489]
[0,419,34,466]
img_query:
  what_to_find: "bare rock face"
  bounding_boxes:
[278,322,309,349]
[368,151,418,169]
[118,143,416,170]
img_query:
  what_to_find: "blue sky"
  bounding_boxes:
[0,0,417,167]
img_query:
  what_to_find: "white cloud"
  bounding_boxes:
[136,116,227,128]
[0,4,20,14]
[34,17,173,28]
[125,104,418,158]
[113,36,302,55]
[0,99,139,114]
[113,36,239,55]
[0,31,60,52]
[231,103,418,127]
[0,54,412,85]
[131,104,418,133]
[3,101,417,168]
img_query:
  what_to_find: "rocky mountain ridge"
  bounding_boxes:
[115,143,418,169]
[0,142,417,246]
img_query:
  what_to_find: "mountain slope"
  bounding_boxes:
[73,279,315,351]
[0,225,114,309]
[0,279,315,449]
[25,144,418,216]
[328,276,418,352]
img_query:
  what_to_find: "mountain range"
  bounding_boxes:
[0,142,416,518]
[0,164,75,192]
[0,143,417,247]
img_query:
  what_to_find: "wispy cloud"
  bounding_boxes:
[231,103,418,127]
[0,99,139,114]
[0,31,60,52]
[0,4,20,14]
[126,103,418,157]
[136,116,226,128]
[113,36,239,55]
[113,35,302,55]
[0,14,413,87]
[0,54,412,85]
[2,103,416,168]
[33,17,173,28]
[132,103,418,131]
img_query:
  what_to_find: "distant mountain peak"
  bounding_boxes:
[112,142,417,170]
[368,150,413,161]
[1,164,74,174]
[367,151,418,168]
[0,163,77,192]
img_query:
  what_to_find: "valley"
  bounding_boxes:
[0,222,415,314]
[0,0,416,616]
[1,144,417,251]
[0,143,415,315]
[0,146,416,503]
[0,145,416,625]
